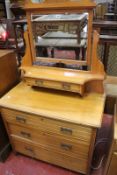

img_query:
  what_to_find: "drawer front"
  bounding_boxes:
[2,109,92,142]
[25,77,82,94]
[8,124,90,159]
[12,137,88,174]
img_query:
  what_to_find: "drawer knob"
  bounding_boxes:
[36,80,43,86]
[60,127,73,135]
[62,83,71,91]
[25,147,35,155]
[20,131,31,138]
[16,116,26,123]
[61,143,72,151]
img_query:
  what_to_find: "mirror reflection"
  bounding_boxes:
[31,0,44,3]
[31,13,88,69]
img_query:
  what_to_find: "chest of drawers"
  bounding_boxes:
[2,108,93,174]
[0,82,105,174]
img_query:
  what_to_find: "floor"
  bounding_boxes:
[0,114,112,175]
[0,152,104,175]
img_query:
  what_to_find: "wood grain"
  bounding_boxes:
[0,50,19,97]
[0,82,105,128]
[22,66,104,85]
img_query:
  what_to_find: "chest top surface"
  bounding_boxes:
[0,50,14,58]
[0,82,105,128]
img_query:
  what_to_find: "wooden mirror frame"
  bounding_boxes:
[23,0,96,67]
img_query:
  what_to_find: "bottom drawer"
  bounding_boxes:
[12,137,88,174]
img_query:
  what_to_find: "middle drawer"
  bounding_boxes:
[8,123,90,159]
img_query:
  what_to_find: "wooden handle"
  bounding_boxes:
[61,143,72,151]
[62,83,71,91]
[36,80,43,86]
[16,116,26,123]
[20,131,31,138]
[25,147,34,153]
[60,127,73,135]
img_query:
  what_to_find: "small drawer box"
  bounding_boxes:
[25,77,83,95]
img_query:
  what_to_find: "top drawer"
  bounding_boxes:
[2,108,92,142]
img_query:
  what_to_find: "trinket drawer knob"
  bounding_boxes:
[62,83,71,90]
[36,80,44,86]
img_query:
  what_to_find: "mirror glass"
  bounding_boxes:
[31,0,45,3]
[31,12,89,70]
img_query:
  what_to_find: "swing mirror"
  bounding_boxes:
[24,0,95,71]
